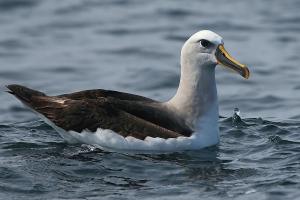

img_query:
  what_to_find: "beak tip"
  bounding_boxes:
[243,66,250,79]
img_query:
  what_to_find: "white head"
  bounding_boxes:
[167,30,250,129]
[181,30,249,79]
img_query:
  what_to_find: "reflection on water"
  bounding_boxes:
[0,0,300,199]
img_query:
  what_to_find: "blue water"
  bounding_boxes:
[1,0,300,199]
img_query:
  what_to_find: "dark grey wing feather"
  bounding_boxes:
[29,97,183,139]
[58,89,156,102]
[7,84,192,140]
[108,99,192,137]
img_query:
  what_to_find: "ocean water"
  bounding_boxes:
[1,0,300,199]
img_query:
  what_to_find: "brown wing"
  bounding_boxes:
[107,98,192,137]
[57,89,156,102]
[26,96,187,139]
[7,84,192,140]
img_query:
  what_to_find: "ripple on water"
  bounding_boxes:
[0,0,38,12]
[0,114,299,199]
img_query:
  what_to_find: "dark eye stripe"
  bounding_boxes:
[198,39,211,48]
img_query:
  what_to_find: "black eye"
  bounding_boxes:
[199,39,210,48]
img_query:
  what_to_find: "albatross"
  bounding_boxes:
[6,30,250,151]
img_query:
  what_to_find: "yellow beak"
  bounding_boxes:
[215,44,250,79]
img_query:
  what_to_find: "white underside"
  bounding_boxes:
[57,129,218,152]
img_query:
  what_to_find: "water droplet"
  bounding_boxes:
[234,108,240,116]
[232,108,243,127]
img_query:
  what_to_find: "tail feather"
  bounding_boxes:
[6,84,46,105]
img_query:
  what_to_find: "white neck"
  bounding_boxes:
[165,51,219,139]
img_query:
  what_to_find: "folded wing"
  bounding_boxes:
[7,85,192,140]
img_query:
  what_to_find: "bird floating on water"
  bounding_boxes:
[7,30,250,151]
